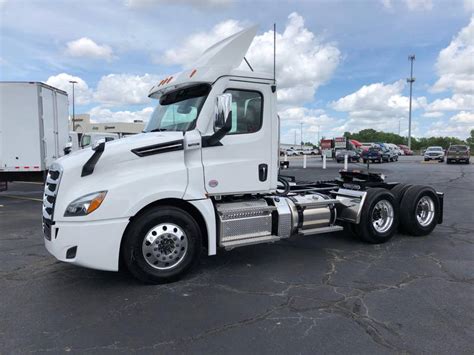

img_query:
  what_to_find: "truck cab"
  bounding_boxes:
[43,26,443,283]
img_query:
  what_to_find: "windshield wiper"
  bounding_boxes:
[148,128,168,132]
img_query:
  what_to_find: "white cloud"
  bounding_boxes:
[422,111,444,118]
[426,116,473,139]
[381,0,433,10]
[88,106,154,123]
[331,80,425,118]
[426,93,474,111]
[278,107,345,144]
[65,37,115,61]
[160,13,341,106]
[431,17,474,95]
[450,111,474,123]
[404,0,433,10]
[125,0,232,8]
[46,73,92,105]
[94,73,161,106]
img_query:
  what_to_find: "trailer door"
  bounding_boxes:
[41,87,59,167]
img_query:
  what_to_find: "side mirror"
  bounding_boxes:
[205,93,232,146]
[214,93,232,132]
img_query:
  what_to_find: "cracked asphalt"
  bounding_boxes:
[1,156,473,354]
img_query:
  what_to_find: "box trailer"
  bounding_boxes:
[0,82,69,183]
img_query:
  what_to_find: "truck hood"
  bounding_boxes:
[55,132,184,173]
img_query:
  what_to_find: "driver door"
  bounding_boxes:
[201,82,273,195]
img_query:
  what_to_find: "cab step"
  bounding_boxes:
[221,235,281,250]
[298,225,344,236]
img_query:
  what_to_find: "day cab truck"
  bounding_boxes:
[43,27,444,283]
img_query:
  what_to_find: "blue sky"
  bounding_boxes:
[1,0,473,142]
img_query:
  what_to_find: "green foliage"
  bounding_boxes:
[344,129,468,150]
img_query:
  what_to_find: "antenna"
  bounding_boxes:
[273,23,276,84]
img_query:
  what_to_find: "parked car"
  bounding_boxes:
[360,143,375,151]
[285,148,299,156]
[446,145,470,164]
[398,144,413,156]
[382,146,398,162]
[335,149,361,163]
[385,143,403,156]
[361,147,384,163]
[424,146,445,162]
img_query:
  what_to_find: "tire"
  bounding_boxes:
[399,185,440,236]
[352,188,399,244]
[390,183,412,205]
[378,158,383,164]
[363,159,367,164]
[122,206,202,284]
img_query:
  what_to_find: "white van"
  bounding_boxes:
[80,132,119,149]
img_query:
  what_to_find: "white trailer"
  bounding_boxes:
[0,82,69,183]
[43,27,444,284]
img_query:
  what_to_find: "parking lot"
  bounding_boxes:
[1,156,473,354]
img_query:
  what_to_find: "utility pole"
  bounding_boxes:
[318,125,321,145]
[407,55,415,149]
[398,119,401,136]
[300,122,303,149]
[69,80,78,131]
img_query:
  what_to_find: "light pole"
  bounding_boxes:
[407,55,415,149]
[300,122,303,149]
[318,125,321,145]
[69,80,78,131]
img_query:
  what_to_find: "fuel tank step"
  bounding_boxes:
[298,225,344,236]
[221,235,281,250]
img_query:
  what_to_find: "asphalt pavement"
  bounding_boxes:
[1,156,473,354]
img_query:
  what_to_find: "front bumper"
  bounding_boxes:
[424,155,444,160]
[44,218,129,271]
[447,156,469,162]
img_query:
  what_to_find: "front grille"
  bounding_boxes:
[42,165,62,238]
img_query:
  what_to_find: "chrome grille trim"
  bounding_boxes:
[42,164,62,222]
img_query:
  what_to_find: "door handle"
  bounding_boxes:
[258,163,268,182]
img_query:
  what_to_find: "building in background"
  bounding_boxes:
[70,114,145,136]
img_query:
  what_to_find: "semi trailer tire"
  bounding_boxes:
[122,206,202,284]
[390,183,412,205]
[399,185,440,236]
[352,188,399,244]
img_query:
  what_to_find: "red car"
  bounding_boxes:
[398,144,413,155]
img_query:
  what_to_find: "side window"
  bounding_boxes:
[224,89,263,134]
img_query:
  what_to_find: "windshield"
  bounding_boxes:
[427,147,443,151]
[449,145,468,151]
[81,134,91,147]
[144,84,211,133]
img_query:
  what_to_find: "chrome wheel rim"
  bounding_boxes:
[142,223,188,270]
[416,196,435,227]
[372,199,394,233]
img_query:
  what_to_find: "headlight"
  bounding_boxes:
[64,191,107,217]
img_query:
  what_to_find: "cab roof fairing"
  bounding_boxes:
[148,25,269,99]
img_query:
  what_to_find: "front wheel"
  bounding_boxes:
[400,185,440,236]
[352,188,399,244]
[122,206,202,283]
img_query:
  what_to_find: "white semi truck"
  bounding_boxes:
[43,27,444,283]
[0,82,69,184]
